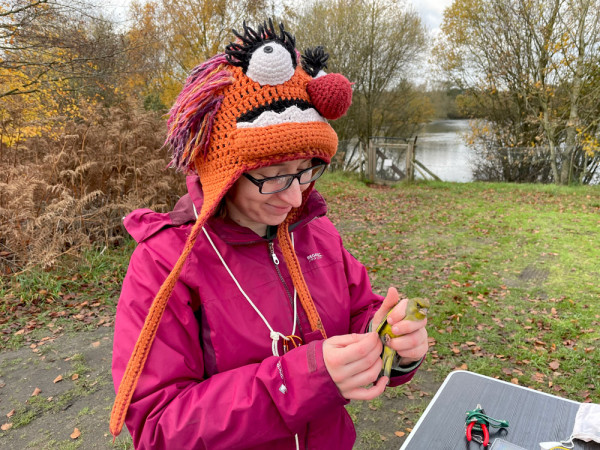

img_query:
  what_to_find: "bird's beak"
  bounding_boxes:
[419,307,429,317]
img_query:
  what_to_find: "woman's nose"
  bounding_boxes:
[277,179,304,207]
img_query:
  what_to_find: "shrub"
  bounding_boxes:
[0,99,186,272]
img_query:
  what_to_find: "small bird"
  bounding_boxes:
[375,297,430,379]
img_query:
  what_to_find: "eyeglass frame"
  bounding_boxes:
[242,162,328,194]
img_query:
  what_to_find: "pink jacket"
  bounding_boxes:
[112,176,419,449]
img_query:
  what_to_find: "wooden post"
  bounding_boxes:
[414,159,442,181]
[367,139,375,182]
[406,141,415,181]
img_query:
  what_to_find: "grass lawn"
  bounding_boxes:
[1,172,598,447]
[320,172,600,404]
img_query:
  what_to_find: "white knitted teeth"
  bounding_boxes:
[237,105,326,128]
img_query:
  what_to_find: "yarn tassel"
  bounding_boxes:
[109,210,209,438]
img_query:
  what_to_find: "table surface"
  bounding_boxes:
[400,370,598,450]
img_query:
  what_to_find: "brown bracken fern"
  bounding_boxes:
[0,99,186,274]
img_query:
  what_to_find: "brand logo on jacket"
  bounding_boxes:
[307,252,323,262]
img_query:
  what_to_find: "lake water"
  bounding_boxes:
[415,119,472,182]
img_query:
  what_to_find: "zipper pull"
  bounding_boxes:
[269,241,280,265]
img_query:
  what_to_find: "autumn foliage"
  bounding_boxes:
[0,100,185,272]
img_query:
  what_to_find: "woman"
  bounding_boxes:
[111,20,428,449]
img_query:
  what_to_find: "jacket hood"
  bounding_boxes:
[123,175,328,244]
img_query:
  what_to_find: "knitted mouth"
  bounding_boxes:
[236,99,326,129]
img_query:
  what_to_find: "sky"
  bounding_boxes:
[108,0,454,33]
[411,0,453,34]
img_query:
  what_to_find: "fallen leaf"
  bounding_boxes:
[1,423,12,431]
[395,431,406,437]
[91,341,100,348]
[53,375,63,383]
[71,374,79,381]
[31,387,42,397]
[549,360,560,371]
[533,372,545,383]
[511,378,519,385]
[380,434,387,441]
[6,409,15,418]
[70,428,81,439]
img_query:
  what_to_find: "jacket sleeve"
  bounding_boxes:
[112,241,347,449]
[341,244,422,387]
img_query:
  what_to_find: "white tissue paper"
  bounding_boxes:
[571,402,600,443]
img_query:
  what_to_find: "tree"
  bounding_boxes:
[292,0,429,170]
[124,0,276,109]
[434,0,600,184]
[0,0,139,151]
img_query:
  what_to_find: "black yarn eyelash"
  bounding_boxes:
[225,19,297,72]
[301,46,329,77]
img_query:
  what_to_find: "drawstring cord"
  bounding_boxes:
[201,222,301,450]
[201,225,298,357]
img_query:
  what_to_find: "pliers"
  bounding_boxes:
[466,404,490,447]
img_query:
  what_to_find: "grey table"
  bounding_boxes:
[400,370,597,450]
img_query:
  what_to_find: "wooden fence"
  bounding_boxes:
[367,136,440,183]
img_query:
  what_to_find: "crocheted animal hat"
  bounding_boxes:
[110,19,352,438]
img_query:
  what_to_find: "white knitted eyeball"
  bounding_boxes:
[246,42,295,86]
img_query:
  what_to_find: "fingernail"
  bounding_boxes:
[392,326,400,334]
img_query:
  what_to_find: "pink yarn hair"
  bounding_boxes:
[166,53,233,173]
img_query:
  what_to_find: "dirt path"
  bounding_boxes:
[0,325,439,450]
[0,327,132,449]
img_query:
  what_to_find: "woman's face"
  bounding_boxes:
[225,159,313,236]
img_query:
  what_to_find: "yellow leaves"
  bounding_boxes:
[580,133,599,157]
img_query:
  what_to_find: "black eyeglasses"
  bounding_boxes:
[242,163,328,194]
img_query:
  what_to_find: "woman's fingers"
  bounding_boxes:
[343,375,388,401]
[323,332,385,400]
[387,327,429,360]
[371,287,400,328]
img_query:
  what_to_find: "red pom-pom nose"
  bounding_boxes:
[307,73,353,120]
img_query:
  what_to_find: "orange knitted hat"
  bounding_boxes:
[110,19,352,438]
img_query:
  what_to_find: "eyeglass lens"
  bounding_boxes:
[261,165,326,194]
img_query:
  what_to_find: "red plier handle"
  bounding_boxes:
[466,421,490,447]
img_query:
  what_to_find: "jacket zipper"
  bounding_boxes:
[268,241,304,338]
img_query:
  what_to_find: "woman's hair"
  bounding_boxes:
[214,197,228,219]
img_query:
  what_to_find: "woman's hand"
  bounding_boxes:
[372,287,429,366]
[322,332,388,400]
